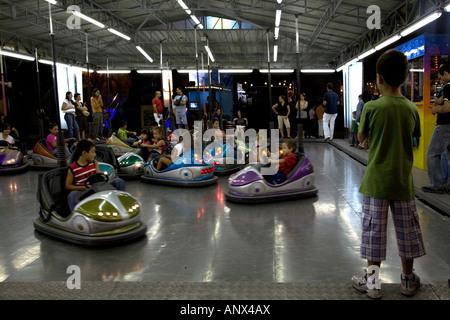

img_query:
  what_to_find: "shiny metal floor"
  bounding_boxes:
[1,143,449,300]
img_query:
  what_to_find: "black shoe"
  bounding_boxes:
[421,186,445,194]
[324,137,330,142]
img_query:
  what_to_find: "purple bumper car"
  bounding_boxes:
[225,152,318,203]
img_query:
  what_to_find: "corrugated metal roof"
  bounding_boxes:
[0,1,438,71]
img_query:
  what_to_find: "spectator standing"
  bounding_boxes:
[295,93,308,138]
[351,50,425,299]
[322,83,340,141]
[90,88,104,140]
[421,62,450,194]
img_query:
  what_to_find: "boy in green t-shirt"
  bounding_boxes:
[351,50,425,299]
[349,111,358,147]
[117,120,137,146]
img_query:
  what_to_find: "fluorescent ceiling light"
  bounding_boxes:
[358,48,377,60]
[277,0,283,3]
[300,69,335,73]
[218,69,253,73]
[274,26,280,40]
[0,49,35,61]
[273,45,278,62]
[336,65,346,72]
[44,0,57,4]
[345,58,359,67]
[374,34,401,51]
[97,70,130,74]
[204,45,215,62]
[137,70,162,74]
[445,3,450,12]
[190,15,203,29]
[260,69,294,73]
[107,28,131,41]
[136,46,153,63]
[177,0,189,10]
[410,68,424,72]
[72,10,105,28]
[178,69,209,73]
[275,10,282,27]
[400,11,442,37]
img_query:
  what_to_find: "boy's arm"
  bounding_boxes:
[94,160,100,173]
[65,169,86,191]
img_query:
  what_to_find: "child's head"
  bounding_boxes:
[150,121,159,128]
[48,123,58,135]
[1,122,11,134]
[212,119,220,129]
[282,140,296,155]
[140,129,149,141]
[352,111,356,119]
[76,139,96,161]
[376,49,408,88]
[85,133,96,142]
[153,126,164,140]
[120,120,127,129]
[74,93,81,101]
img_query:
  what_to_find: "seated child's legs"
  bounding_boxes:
[126,137,137,146]
[269,171,287,185]
[156,156,172,171]
[109,177,126,191]
[67,190,83,212]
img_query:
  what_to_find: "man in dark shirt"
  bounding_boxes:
[422,63,450,194]
[322,82,340,141]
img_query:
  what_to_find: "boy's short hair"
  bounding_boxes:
[120,120,127,127]
[283,140,296,151]
[376,49,408,87]
[76,139,95,157]
[85,133,96,140]
[352,111,357,115]
[48,123,58,131]
[327,83,333,90]
[438,62,450,75]
[1,122,11,131]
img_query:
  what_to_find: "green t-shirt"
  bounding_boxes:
[358,95,421,200]
[117,127,129,141]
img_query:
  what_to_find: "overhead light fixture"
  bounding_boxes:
[345,58,359,67]
[275,10,282,27]
[374,34,401,51]
[0,49,35,61]
[445,3,450,12]
[72,10,105,28]
[136,46,153,63]
[357,48,377,60]
[274,26,280,40]
[178,69,209,73]
[273,45,278,62]
[218,69,253,73]
[204,45,215,62]
[97,70,130,74]
[44,0,57,4]
[410,68,424,72]
[190,15,203,29]
[260,69,294,73]
[107,28,131,41]
[277,0,283,3]
[400,11,442,37]
[177,0,189,10]
[336,65,346,72]
[300,69,335,73]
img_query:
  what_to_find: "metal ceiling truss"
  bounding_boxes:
[337,0,444,65]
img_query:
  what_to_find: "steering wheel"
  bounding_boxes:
[84,172,109,188]
[0,140,11,147]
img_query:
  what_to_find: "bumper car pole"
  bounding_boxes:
[56,131,66,168]
[297,123,304,155]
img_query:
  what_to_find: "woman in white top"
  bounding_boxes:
[61,91,79,140]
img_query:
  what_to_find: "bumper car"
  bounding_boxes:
[141,150,218,187]
[0,141,30,175]
[225,152,318,203]
[204,142,249,176]
[34,168,147,246]
[31,139,70,170]
[117,152,145,180]
[104,133,134,156]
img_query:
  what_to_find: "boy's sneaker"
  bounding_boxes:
[351,271,382,299]
[401,272,420,296]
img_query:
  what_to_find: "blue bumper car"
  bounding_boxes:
[141,150,217,187]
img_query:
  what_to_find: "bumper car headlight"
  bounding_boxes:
[117,193,141,218]
[77,199,122,222]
